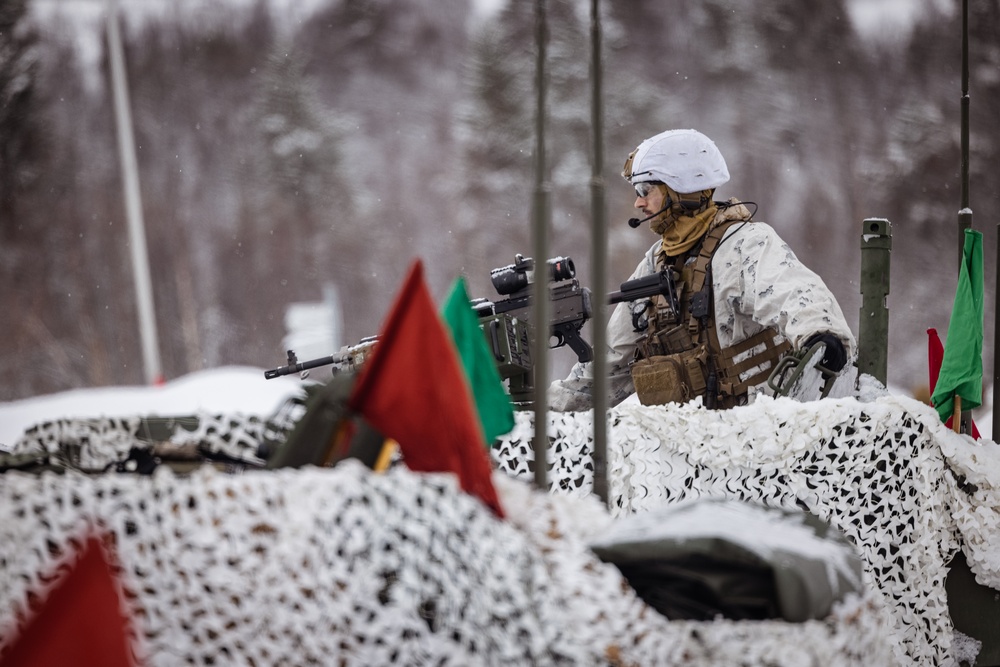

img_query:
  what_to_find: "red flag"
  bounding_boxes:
[348,261,504,517]
[928,327,980,438]
[1,535,135,667]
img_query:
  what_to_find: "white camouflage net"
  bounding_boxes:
[494,391,1000,667]
[0,388,996,666]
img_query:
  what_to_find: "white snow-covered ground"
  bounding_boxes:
[0,367,992,448]
[0,367,306,450]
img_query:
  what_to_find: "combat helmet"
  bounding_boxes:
[622,129,730,194]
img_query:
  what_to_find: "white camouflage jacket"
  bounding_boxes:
[549,204,857,412]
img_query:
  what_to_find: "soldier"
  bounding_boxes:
[550,129,856,411]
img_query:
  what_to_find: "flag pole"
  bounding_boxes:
[957,0,974,435]
[995,221,1000,440]
[958,0,971,254]
[954,396,962,433]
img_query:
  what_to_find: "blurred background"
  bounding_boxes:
[1,0,997,409]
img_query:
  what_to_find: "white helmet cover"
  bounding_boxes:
[625,129,730,193]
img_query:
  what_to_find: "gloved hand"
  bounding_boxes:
[803,333,847,373]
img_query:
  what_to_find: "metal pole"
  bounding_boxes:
[858,218,891,387]
[958,0,974,434]
[531,0,551,491]
[589,0,608,505]
[107,0,163,385]
[958,0,972,262]
[995,222,999,440]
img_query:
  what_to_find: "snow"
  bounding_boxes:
[29,0,332,91]
[590,497,862,596]
[0,367,306,450]
[2,367,998,665]
[844,0,950,43]
[1,365,991,448]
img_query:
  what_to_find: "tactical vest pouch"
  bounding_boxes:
[639,322,696,359]
[630,344,709,406]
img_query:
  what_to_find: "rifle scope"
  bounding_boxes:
[490,255,575,296]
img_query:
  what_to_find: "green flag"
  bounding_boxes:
[442,277,515,444]
[931,229,984,422]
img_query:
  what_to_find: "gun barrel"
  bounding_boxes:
[608,273,668,305]
[264,354,337,379]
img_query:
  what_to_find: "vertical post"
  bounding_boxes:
[958,0,975,435]
[531,0,551,492]
[958,0,972,263]
[107,0,162,385]
[589,0,608,505]
[858,218,891,387]
[995,223,1000,440]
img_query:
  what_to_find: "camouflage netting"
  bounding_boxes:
[494,391,1000,667]
[0,388,997,665]
[0,462,894,666]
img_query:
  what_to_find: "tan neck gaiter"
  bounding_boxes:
[659,204,718,256]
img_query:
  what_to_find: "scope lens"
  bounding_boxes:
[548,256,575,282]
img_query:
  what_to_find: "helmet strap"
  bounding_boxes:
[666,186,715,214]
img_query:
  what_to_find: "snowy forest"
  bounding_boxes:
[1,0,998,404]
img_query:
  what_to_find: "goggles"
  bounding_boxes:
[633,181,662,198]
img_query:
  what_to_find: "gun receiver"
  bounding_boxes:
[608,269,680,314]
[475,254,594,403]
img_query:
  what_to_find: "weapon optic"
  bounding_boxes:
[474,254,593,404]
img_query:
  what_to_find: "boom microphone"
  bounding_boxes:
[627,204,670,229]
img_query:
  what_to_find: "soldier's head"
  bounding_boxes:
[622,129,729,234]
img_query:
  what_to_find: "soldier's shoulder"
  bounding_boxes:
[725,219,781,243]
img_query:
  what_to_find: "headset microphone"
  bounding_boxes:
[627,203,671,229]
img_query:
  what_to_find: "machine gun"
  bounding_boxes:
[264,255,593,407]
[472,254,593,404]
